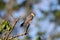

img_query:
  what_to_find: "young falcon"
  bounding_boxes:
[20,12,35,27]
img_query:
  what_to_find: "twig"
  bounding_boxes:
[4,0,17,40]
[6,17,22,40]
[9,32,27,40]
[8,24,30,40]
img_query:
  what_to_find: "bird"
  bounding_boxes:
[20,12,35,27]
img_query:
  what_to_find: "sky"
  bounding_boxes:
[0,0,60,40]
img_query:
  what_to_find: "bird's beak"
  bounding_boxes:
[31,13,35,16]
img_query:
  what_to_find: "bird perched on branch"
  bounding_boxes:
[20,12,35,27]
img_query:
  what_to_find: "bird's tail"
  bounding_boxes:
[20,22,24,27]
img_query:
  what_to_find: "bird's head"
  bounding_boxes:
[30,12,35,17]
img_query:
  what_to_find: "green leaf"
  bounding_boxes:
[0,20,12,34]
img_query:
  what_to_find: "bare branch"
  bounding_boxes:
[9,32,27,40]
[8,12,35,40]
[6,16,22,40]
[8,24,30,40]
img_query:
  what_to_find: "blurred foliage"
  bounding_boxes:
[37,32,45,36]
[39,9,48,17]
[53,10,60,25]
[36,32,45,40]
[12,3,25,11]
[58,0,60,4]
[9,37,20,40]
[12,1,26,11]
[0,0,26,10]
[0,0,6,10]
[32,0,40,4]
[13,4,21,10]
[54,10,60,19]
[0,20,12,34]
[36,36,41,40]
[24,35,31,40]
[52,33,60,38]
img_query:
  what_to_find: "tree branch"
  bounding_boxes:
[8,23,30,40]
[6,16,22,40]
